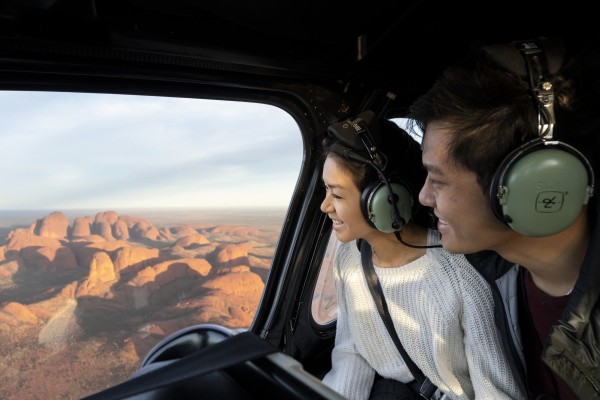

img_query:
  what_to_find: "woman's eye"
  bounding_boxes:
[323,185,341,199]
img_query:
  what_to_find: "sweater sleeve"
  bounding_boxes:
[456,255,526,400]
[321,241,376,400]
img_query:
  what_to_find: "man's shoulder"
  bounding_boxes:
[465,250,516,280]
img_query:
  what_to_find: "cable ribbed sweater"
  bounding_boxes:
[321,230,525,400]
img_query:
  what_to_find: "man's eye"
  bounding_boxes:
[428,177,443,186]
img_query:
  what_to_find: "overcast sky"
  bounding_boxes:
[0,91,304,210]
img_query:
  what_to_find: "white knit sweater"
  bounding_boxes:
[321,230,525,400]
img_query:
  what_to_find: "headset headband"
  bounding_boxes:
[514,40,556,139]
[327,110,388,170]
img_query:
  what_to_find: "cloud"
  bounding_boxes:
[0,91,303,209]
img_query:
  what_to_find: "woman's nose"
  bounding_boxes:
[320,194,332,213]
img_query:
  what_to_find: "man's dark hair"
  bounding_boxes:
[408,38,600,194]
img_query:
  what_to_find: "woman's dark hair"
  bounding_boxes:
[322,117,433,228]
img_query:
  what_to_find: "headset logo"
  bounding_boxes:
[535,191,564,212]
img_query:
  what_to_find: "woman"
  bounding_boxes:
[320,111,524,400]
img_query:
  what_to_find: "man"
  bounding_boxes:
[408,37,599,399]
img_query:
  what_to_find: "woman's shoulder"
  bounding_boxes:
[426,248,472,272]
[425,231,480,271]
[426,249,492,296]
[333,240,363,280]
[334,240,361,265]
[336,239,359,255]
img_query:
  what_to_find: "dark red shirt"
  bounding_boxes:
[521,270,578,399]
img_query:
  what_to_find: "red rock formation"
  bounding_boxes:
[95,211,119,225]
[71,216,93,237]
[119,216,166,241]
[0,259,20,278]
[70,235,107,243]
[174,234,209,249]
[248,255,271,269]
[153,259,211,281]
[0,209,281,386]
[201,269,263,295]
[246,242,275,257]
[169,226,198,237]
[219,265,250,274]
[20,246,78,271]
[165,243,217,259]
[118,215,148,228]
[112,220,130,240]
[198,270,264,327]
[88,252,117,283]
[85,240,129,252]
[209,225,262,236]
[215,243,250,264]
[93,220,116,241]
[60,281,79,298]
[0,302,38,325]
[127,267,159,290]
[76,251,118,297]
[69,240,128,267]
[113,247,161,273]
[35,211,70,239]
[6,228,62,252]
[127,258,211,288]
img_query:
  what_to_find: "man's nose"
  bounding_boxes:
[418,180,433,207]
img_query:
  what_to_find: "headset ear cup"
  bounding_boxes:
[491,142,593,236]
[361,181,414,233]
[489,149,514,223]
[360,182,377,230]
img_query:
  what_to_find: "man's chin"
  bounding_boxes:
[438,234,464,254]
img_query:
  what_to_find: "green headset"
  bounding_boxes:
[327,111,416,233]
[487,39,595,236]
